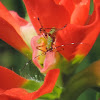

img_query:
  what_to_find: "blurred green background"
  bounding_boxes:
[0,0,100,100]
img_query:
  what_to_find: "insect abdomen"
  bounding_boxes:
[46,36,53,50]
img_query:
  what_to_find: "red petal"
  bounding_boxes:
[94,0,100,3]
[23,0,70,34]
[0,94,20,100]
[31,69,60,99]
[0,88,28,100]
[10,11,28,26]
[56,3,100,60]
[70,0,90,25]
[54,0,75,16]
[0,3,31,52]
[0,66,27,91]
[0,69,59,100]
[0,89,4,93]
[23,0,90,35]
[54,0,90,25]
[42,52,58,73]
[53,0,61,4]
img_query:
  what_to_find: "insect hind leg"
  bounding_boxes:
[36,45,46,52]
[34,45,47,59]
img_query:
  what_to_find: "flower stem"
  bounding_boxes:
[60,63,99,100]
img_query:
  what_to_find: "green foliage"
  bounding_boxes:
[40,86,62,100]
[22,80,43,92]
[0,0,100,100]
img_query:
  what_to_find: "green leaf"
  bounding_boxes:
[22,80,43,92]
[22,79,62,100]
[96,92,100,100]
[39,86,62,100]
[89,0,94,14]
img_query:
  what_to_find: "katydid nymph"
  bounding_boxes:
[36,17,67,55]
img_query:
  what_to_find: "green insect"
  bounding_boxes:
[37,18,67,54]
[46,28,56,51]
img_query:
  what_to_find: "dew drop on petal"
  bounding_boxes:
[34,16,36,19]
[71,43,74,45]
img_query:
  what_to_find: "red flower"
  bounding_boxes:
[0,66,59,100]
[0,2,37,59]
[0,0,100,99]
[22,0,100,73]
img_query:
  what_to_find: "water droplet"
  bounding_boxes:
[35,75,37,78]
[59,2,61,5]
[71,43,74,45]
[26,63,28,65]
[61,45,64,46]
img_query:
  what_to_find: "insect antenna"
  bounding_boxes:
[37,17,45,33]
[40,24,67,32]
[37,17,61,31]
[37,17,43,28]
[54,24,67,33]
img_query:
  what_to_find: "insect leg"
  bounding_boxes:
[34,52,46,59]
[53,42,90,52]
[63,42,90,47]
[52,45,64,52]
[36,45,46,52]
